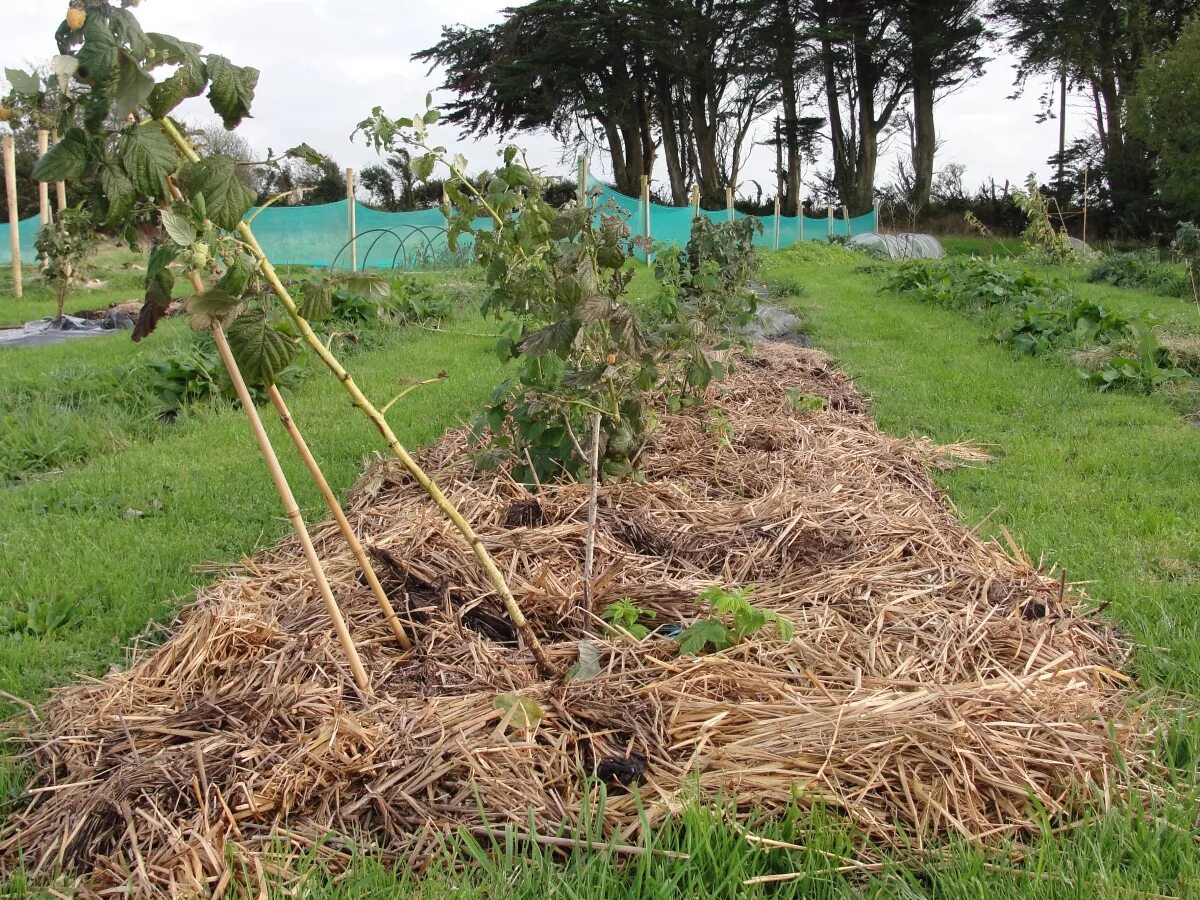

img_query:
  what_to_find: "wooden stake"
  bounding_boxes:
[267,384,413,651]
[3,135,21,298]
[346,167,356,272]
[580,412,602,615]
[773,196,781,251]
[726,186,735,223]
[690,185,700,218]
[212,326,371,691]
[827,204,834,238]
[842,204,852,237]
[577,154,588,205]
[37,130,50,227]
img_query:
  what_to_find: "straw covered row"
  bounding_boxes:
[0,341,1141,896]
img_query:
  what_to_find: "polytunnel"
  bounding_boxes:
[848,232,946,260]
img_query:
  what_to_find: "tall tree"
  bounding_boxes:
[1129,17,1200,220]
[993,0,1199,230]
[801,0,909,215]
[893,0,986,210]
[415,0,655,197]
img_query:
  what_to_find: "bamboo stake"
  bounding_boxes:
[266,383,412,651]
[164,176,372,691]
[4,135,21,298]
[211,326,371,691]
[37,130,50,227]
[346,167,356,272]
[580,412,602,615]
[161,118,558,678]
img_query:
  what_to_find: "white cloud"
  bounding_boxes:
[2,1,1093,200]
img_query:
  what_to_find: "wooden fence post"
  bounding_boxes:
[842,204,852,238]
[346,167,357,272]
[726,186,734,223]
[37,130,50,227]
[1082,166,1089,247]
[4,135,21,298]
[827,204,834,238]
[577,154,587,205]
[690,185,700,219]
[773,196,781,250]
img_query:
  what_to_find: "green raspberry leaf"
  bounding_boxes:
[206,55,258,130]
[226,309,299,386]
[118,121,179,201]
[75,14,119,85]
[133,243,179,342]
[185,155,256,230]
[112,51,155,119]
[677,618,733,656]
[100,162,136,226]
[32,128,89,182]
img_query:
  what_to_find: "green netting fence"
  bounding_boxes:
[3,173,876,271]
[1,215,41,266]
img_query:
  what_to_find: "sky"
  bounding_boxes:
[1,0,1096,202]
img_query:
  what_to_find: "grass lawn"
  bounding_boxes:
[2,248,1199,897]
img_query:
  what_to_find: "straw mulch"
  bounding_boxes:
[1,341,1140,896]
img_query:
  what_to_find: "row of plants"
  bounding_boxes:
[1086,222,1200,305]
[883,257,1196,396]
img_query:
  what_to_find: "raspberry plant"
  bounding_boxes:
[34,206,96,322]
[13,0,555,679]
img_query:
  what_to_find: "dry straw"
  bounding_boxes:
[0,343,1142,896]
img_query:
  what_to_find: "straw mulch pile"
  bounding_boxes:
[1,341,1140,896]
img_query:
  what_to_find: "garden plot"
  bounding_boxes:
[2,342,1139,896]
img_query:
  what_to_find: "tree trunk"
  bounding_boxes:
[910,66,936,210]
[777,0,803,216]
[602,120,633,195]
[658,81,688,205]
[688,83,722,205]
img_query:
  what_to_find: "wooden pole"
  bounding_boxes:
[842,204,852,238]
[212,326,371,691]
[4,135,21,298]
[827,204,834,238]
[690,185,700,219]
[37,130,50,227]
[55,134,67,214]
[577,154,587,205]
[773,196,781,251]
[726,186,734,223]
[167,175,372,691]
[346,167,356,272]
[267,384,412,651]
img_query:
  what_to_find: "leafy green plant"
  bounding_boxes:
[1085,320,1190,393]
[786,389,828,412]
[601,598,652,640]
[676,586,794,656]
[884,257,1072,313]
[653,216,761,400]
[1000,299,1131,355]
[1087,251,1187,298]
[34,207,97,322]
[1172,222,1200,307]
[0,598,80,638]
[1012,174,1077,264]
[357,111,663,486]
